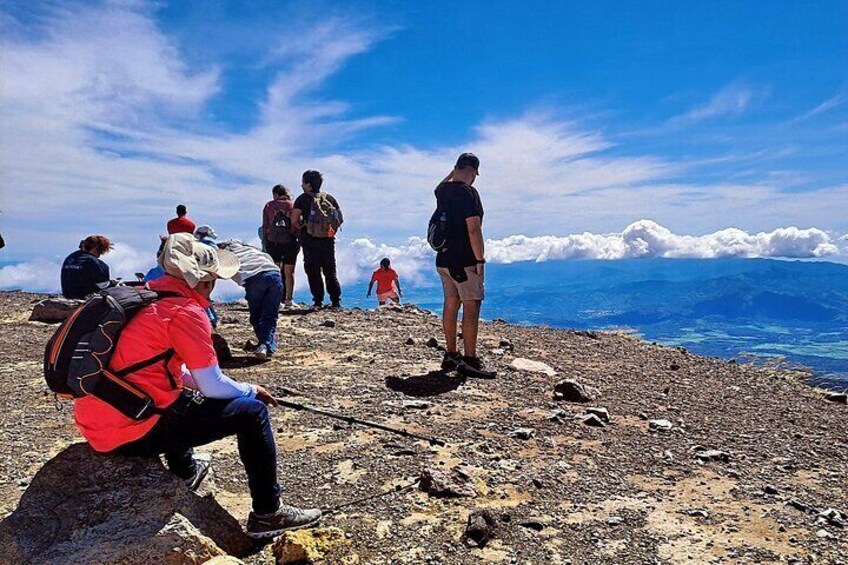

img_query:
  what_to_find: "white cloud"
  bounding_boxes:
[673,84,758,124]
[2,221,844,297]
[792,93,846,123]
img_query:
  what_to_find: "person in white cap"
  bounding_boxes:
[194,224,218,247]
[73,233,321,539]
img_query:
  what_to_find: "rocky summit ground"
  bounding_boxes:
[0,289,846,564]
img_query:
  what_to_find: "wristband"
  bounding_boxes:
[475,259,486,264]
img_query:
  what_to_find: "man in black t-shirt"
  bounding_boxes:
[433,153,496,379]
[290,170,343,308]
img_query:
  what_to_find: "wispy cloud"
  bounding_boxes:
[791,93,846,123]
[671,84,760,125]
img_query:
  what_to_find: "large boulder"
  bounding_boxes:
[0,443,252,565]
[29,297,84,323]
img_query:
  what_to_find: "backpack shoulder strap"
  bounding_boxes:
[114,348,175,378]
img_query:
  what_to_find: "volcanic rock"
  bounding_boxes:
[464,509,496,548]
[553,379,599,402]
[579,414,606,428]
[29,297,83,323]
[419,467,478,498]
[0,443,251,564]
[273,527,347,564]
[585,407,611,423]
[695,450,730,463]
[648,419,673,432]
[509,358,556,376]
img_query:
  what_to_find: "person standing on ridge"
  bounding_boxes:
[262,184,300,307]
[367,258,402,305]
[432,153,496,379]
[61,235,115,299]
[290,170,343,309]
[167,204,196,235]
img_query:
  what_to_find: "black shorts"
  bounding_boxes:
[266,240,301,265]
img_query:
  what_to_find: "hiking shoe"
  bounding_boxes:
[458,356,497,379]
[254,344,269,360]
[184,458,211,491]
[441,351,462,372]
[246,504,322,540]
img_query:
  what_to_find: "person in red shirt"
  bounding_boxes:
[166,204,197,235]
[367,258,402,305]
[261,184,300,307]
[73,233,321,539]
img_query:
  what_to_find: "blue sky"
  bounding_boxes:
[1,0,847,290]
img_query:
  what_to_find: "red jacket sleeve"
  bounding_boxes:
[168,305,218,370]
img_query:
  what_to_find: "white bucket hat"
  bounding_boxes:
[160,233,239,288]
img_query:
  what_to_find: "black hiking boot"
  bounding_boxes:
[246,504,322,540]
[184,458,211,491]
[441,351,462,372]
[457,356,497,379]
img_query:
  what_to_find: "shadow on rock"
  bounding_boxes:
[0,443,252,565]
[385,371,465,397]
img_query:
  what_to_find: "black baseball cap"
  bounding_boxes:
[455,152,480,174]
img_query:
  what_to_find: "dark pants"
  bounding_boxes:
[117,396,280,514]
[301,236,341,306]
[244,270,283,353]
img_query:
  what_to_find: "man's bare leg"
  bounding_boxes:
[442,296,461,353]
[461,299,481,358]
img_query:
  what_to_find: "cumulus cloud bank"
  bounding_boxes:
[3,221,843,298]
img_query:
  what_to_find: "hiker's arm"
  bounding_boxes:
[290,208,302,229]
[466,216,485,275]
[367,279,374,297]
[186,364,256,399]
[395,278,403,296]
[170,307,255,399]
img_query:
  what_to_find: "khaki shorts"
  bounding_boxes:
[437,266,484,302]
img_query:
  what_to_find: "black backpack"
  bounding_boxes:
[427,206,450,252]
[266,209,292,244]
[44,286,177,421]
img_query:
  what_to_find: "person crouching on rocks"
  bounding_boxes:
[217,237,284,360]
[73,233,321,539]
[367,257,402,306]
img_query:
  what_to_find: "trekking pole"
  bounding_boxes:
[324,478,421,515]
[272,397,447,447]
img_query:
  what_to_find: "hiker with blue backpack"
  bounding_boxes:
[46,233,321,539]
[428,153,496,379]
[262,184,300,308]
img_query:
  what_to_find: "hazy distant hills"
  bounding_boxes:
[415,258,848,385]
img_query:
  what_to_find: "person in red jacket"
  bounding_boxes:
[73,233,321,539]
[167,204,196,235]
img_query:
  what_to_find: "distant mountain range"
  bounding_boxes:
[410,259,848,387]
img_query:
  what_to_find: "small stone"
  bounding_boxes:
[579,414,606,428]
[531,478,543,489]
[464,509,496,548]
[815,529,834,539]
[403,400,431,410]
[786,499,814,514]
[490,348,505,356]
[648,419,673,431]
[553,379,599,403]
[696,450,730,463]
[686,509,709,518]
[29,297,85,323]
[510,428,536,440]
[405,337,415,345]
[669,363,681,371]
[764,485,779,495]
[320,319,336,328]
[518,519,545,531]
[824,391,847,404]
[425,337,439,348]
[509,358,556,376]
[606,516,623,526]
[585,407,611,423]
[499,338,514,350]
[547,409,569,422]
[818,508,845,528]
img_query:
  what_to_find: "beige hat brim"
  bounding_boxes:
[213,248,240,280]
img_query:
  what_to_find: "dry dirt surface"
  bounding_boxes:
[0,290,846,564]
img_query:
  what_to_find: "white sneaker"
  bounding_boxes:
[254,344,269,360]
